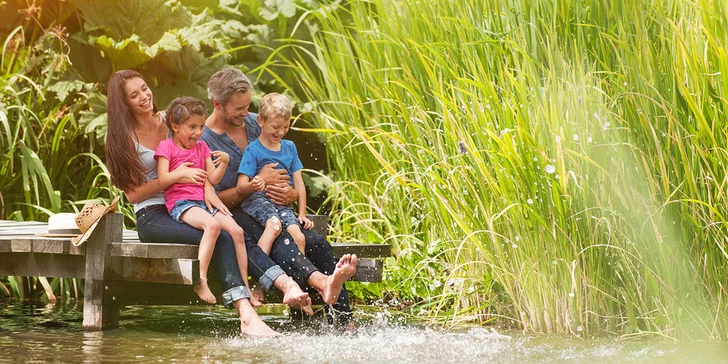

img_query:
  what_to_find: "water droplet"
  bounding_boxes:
[281,212,286,217]
[545,165,556,174]
[527,199,534,205]
[275,225,280,230]
[603,121,611,129]
[573,134,579,141]
[569,292,575,297]
[555,135,561,143]
[577,325,583,332]
[512,243,518,249]
[284,239,290,245]
[587,136,593,143]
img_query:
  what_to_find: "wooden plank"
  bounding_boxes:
[0,253,85,278]
[107,257,199,285]
[146,243,197,259]
[331,243,391,259]
[351,258,383,282]
[309,215,328,238]
[83,213,123,331]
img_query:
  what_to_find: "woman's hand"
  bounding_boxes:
[298,214,314,230]
[174,162,207,185]
[205,185,231,216]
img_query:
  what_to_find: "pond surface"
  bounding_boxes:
[1,300,727,363]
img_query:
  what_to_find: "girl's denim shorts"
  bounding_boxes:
[169,199,218,222]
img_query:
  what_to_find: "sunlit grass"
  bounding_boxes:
[271,0,728,339]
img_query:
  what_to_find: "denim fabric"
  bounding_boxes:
[135,204,248,307]
[241,192,299,229]
[169,199,218,222]
[234,210,352,318]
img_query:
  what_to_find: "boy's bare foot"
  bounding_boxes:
[240,304,281,337]
[282,281,313,316]
[321,254,358,305]
[250,295,263,308]
[194,278,217,304]
[249,285,264,307]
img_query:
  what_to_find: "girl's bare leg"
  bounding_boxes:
[215,213,262,307]
[181,207,221,304]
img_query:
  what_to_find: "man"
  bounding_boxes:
[200,68,357,323]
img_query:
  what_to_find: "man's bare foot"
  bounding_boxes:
[240,303,281,337]
[282,280,313,316]
[321,254,358,305]
[194,278,217,304]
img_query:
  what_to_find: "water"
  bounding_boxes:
[2,300,728,363]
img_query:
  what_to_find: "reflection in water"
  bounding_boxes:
[1,301,728,363]
[82,331,103,364]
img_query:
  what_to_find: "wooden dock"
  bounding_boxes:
[0,214,390,330]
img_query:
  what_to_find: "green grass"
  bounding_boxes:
[267,0,728,339]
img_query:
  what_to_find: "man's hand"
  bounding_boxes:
[258,163,290,186]
[266,183,298,205]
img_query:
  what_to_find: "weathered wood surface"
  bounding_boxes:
[0,214,391,329]
[83,213,122,331]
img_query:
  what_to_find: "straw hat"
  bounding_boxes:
[37,213,82,237]
[71,196,120,246]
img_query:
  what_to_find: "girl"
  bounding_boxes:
[155,96,259,306]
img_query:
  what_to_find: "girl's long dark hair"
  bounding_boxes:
[105,70,156,191]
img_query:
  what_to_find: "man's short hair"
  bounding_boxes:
[258,93,292,121]
[207,68,252,106]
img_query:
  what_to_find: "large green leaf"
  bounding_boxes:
[76,0,192,44]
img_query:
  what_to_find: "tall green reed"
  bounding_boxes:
[270,0,728,339]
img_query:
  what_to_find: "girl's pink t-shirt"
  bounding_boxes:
[154,139,211,213]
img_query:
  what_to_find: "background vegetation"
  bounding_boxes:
[3,0,728,340]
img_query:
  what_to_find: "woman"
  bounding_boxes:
[104,70,310,336]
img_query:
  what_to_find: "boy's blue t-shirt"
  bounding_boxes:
[238,139,303,184]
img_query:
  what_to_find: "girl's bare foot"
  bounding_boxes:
[282,280,313,316]
[194,278,217,304]
[321,254,358,305]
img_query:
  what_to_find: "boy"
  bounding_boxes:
[237,93,313,256]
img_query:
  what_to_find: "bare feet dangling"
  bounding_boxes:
[194,277,217,304]
[239,300,281,337]
[321,254,358,305]
[282,280,313,316]
[248,285,264,307]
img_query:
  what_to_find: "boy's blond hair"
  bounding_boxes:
[258,93,292,121]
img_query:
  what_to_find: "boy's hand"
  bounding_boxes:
[298,214,314,230]
[252,176,266,192]
[211,151,229,167]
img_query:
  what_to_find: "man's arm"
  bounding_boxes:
[218,163,297,207]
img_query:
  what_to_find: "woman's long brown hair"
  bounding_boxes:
[105,70,154,191]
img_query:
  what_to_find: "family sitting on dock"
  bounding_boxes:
[104,68,358,336]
